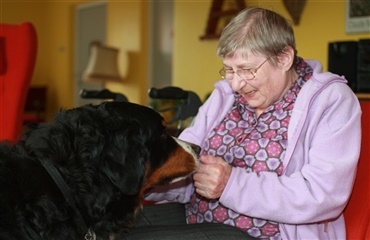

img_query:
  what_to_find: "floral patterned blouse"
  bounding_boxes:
[186,57,313,239]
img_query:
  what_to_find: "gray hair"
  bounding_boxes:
[217,7,297,66]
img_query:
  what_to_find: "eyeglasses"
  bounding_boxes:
[219,57,271,81]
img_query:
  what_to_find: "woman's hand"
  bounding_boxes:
[193,155,232,199]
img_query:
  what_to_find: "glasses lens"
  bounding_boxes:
[237,69,254,80]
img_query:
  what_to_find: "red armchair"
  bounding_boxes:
[343,100,370,239]
[0,22,38,144]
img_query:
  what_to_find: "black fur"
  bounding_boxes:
[0,101,195,240]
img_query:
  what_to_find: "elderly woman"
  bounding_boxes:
[125,7,361,240]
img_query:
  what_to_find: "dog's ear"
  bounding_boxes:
[100,127,148,196]
[23,124,50,156]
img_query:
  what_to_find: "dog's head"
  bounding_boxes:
[47,101,199,195]
[89,101,200,196]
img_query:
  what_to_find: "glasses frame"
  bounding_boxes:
[219,57,271,81]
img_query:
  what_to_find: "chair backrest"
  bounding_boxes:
[79,89,128,102]
[343,101,370,239]
[0,22,37,144]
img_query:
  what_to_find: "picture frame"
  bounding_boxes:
[346,0,370,33]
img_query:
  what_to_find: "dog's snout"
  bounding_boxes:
[191,144,201,155]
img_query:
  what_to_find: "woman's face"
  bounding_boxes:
[222,51,294,116]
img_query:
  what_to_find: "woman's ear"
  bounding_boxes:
[276,46,295,71]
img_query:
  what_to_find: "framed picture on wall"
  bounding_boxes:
[346,0,370,33]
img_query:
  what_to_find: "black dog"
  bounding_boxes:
[0,101,199,240]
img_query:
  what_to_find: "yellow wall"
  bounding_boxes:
[1,0,369,120]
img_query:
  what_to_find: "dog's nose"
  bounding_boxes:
[191,144,201,155]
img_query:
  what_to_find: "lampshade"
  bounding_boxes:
[83,41,122,83]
